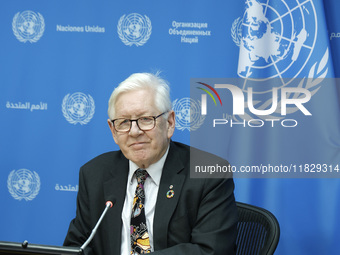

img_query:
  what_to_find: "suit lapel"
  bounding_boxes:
[103,154,129,255]
[153,143,186,250]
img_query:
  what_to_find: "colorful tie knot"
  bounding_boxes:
[135,169,148,184]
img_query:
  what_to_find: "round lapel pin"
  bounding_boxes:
[167,185,174,198]
[166,190,174,198]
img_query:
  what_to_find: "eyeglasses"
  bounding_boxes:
[111,112,168,133]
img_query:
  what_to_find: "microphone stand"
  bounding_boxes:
[80,201,113,252]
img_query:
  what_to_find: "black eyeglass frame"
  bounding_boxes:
[111,111,168,133]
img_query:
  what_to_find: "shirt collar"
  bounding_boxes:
[128,145,169,186]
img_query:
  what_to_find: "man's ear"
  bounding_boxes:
[166,110,176,139]
[107,119,118,144]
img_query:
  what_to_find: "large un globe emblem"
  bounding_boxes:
[7,169,40,201]
[62,92,95,125]
[173,98,205,131]
[234,0,317,93]
[118,13,152,46]
[12,10,45,43]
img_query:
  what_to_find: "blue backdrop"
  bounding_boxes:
[1,0,340,254]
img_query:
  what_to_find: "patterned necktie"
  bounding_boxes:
[130,169,151,254]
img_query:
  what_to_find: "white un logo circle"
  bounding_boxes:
[12,10,45,43]
[62,92,95,125]
[173,98,205,132]
[117,13,152,46]
[7,169,40,201]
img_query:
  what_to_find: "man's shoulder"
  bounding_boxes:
[80,150,126,174]
[170,141,229,164]
[85,150,122,163]
[170,141,232,179]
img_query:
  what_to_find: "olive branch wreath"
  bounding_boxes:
[232,49,329,122]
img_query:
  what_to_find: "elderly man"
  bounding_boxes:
[64,73,238,255]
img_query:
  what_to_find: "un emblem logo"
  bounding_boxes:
[62,92,95,125]
[230,0,329,120]
[117,13,152,46]
[232,0,320,91]
[12,10,45,43]
[8,169,40,201]
[173,98,205,131]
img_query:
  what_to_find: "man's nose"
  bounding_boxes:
[129,120,143,136]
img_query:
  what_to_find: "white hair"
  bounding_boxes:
[108,72,172,119]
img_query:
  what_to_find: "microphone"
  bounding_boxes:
[80,199,116,251]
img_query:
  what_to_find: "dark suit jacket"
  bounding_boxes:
[64,141,238,255]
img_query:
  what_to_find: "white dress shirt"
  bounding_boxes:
[120,146,169,255]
